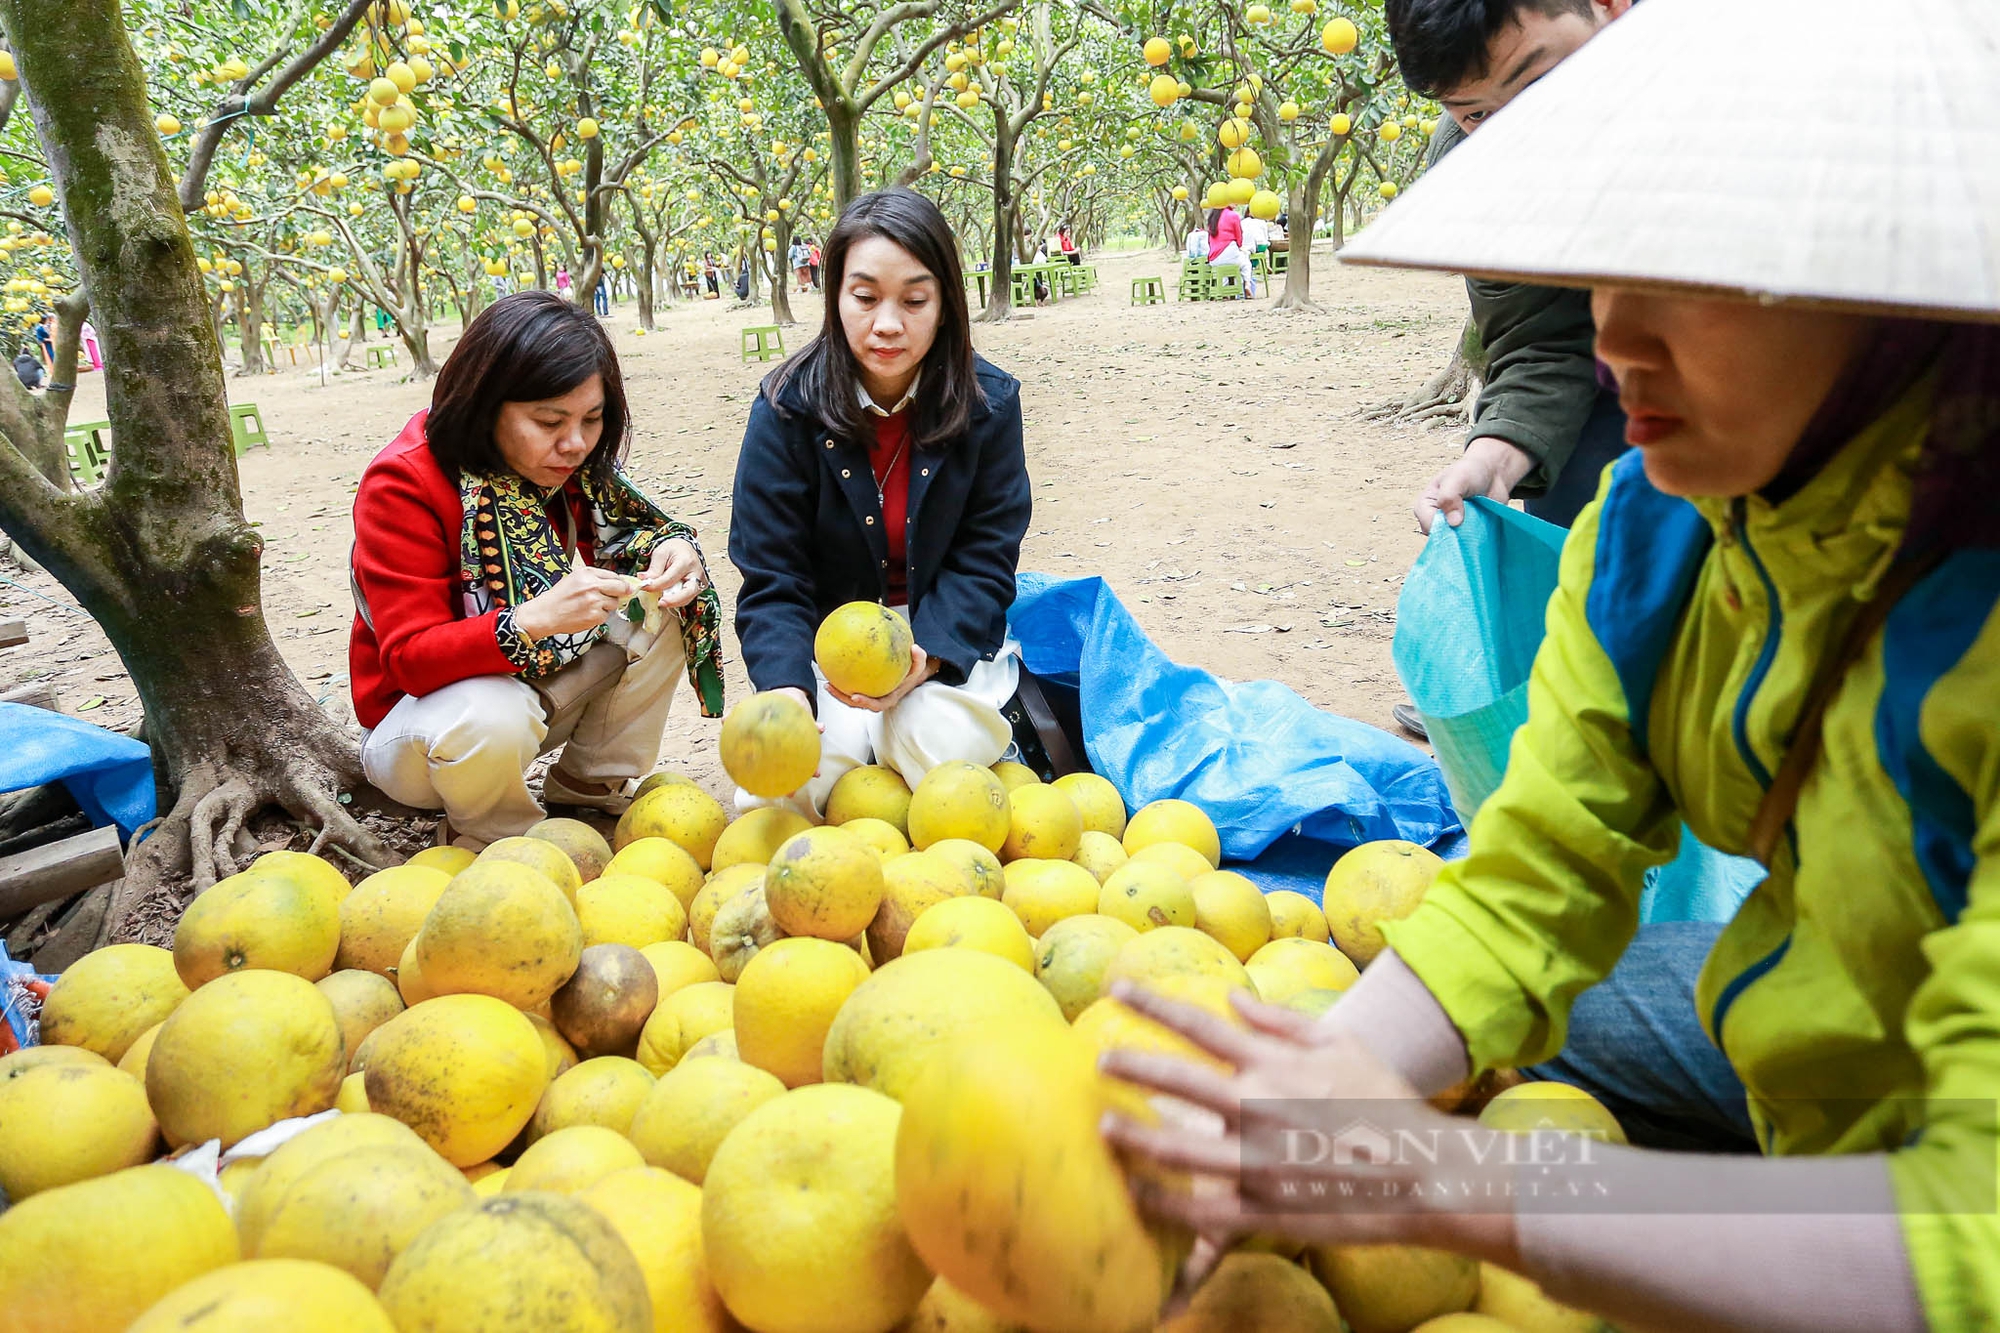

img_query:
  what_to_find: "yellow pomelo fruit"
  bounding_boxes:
[764,825,886,941]
[1001,783,1084,863]
[712,807,813,872]
[316,968,406,1059]
[506,1124,645,1194]
[416,861,582,1010]
[147,969,345,1149]
[821,948,1064,1100]
[0,1060,156,1199]
[550,943,658,1058]
[900,1275,1022,1332]
[471,1166,511,1197]
[530,1055,656,1140]
[527,1011,581,1080]
[118,1021,163,1079]
[477,836,584,905]
[634,770,697,801]
[629,1056,786,1184]
[39,943,188,1063]
[1308,1245,1480,1333]
[128,1258,395,1332]
[583,1166,736,1333]
[868,850,970,961]
[525,817,615,883]
[1409,1318,1517,1333]
[1000,858,1101,937]
[251,850,353,901]
[1033,913,1140,1021]
[908,761,1011,853]
[0,1044,108,1074]
[636,980,735,1076]
[576,873,689,949]
[1072,972,1247,1093]
[1122,799,1221,868]
[684,1029,739,1061]
[704,1083,931,1332]
[173,867,343,988]
[1478,1081,1627,1144]
[1130,840,1217,884]
[720,691,822,798]
[641,939,721,996]
[1053,772,1128,838]
[1474,1262,1607,1331]
[252,1145,474,1287]
[735,936,872,1088]
[337,1070,371,1112]
[216,1158,262,1213]
[1283,987,1346,1020]
[1245,937,1360,1004]
[1102,924,1256,993]
[395,935,436,1006]
[815,601,915,698]
[0,1164,239,1332]
[236,1112,432,1250]
[896,1019,1184,1332]
[990,760,1041,791]
[1099,860,1197,932]
[604,837,706,913]
[1190,870,1274,962]
[1267,889,1331,942]
[407,845,476,875]
[926,837,1006,898]
[1073,829,1130,884]
[336,865,452,976]
[1160,1251,1342,1332]
[689,863,767,954]
[378,1192,651,1332]
[842,816,910,862]
[709,883,782,982]
[826,764,915,833]
[362,994,550,1166]
[1323,840,1444,966]
[905,895,1035,972]
[616,782,730,867]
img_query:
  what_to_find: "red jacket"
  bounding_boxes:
[348,411,590,729]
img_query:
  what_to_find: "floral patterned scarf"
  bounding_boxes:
[459,466,724,717]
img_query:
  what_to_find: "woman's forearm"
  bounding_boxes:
[1314,948,1472,1097]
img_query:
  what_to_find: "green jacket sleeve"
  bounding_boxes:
[1427,117,1606,497]
[1378,489,1685,1069]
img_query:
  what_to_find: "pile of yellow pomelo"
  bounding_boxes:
[0,604,1623,1331]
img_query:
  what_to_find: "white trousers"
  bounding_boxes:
[737,639,1021,821]
[1211,242,1256,296]
[361,619,685,843]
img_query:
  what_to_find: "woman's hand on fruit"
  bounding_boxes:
[514,565,631,640]
[827,644,935,713]
[640,537,706,607]
[1097,981,1520,1271]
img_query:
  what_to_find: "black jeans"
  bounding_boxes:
[1524,388,1630,530]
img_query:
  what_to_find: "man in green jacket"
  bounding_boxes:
[1393,0,1634,536]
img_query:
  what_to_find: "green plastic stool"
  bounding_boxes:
[367,344,397,369]
[229,403,270,456]
[63,420,111,485]
[1177,258,1212,301]
[740,325,785,363]
[1211,267,1244,300]
[1131,276,1165,306]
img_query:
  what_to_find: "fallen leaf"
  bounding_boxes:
[77,696,105,711]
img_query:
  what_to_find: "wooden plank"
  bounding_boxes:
[0,620,26,649]
[0,825,123,919]
[0,682,58,711]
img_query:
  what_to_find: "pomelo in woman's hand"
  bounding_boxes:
[815,601,914,699]
[719,690,821,798]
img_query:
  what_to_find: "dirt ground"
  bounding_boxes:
[0,245,1471,803]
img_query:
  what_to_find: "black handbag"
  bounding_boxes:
[1002,667,1088,783]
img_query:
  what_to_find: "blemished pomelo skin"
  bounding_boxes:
[815,601,915,699]
[719,691,822,798]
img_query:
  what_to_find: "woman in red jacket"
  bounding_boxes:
[349,292,723,845]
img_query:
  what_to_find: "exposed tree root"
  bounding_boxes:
[1361,351,1477,425]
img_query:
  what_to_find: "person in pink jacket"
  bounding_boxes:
[1205,208,1256,297]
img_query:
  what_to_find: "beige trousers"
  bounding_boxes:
[361,619,685,843]
[736,640,1020,821]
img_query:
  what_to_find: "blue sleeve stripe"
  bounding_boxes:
[1584,451,1714,753]
[1873,550,2000,925]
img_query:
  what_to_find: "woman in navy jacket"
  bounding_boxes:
[729,188,1031,816]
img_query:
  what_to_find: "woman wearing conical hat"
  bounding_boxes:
[1099,1,2000,1328]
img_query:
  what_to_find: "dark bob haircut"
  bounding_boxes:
[764,187,982,450]
[425,290,629,489]
[1384,0,1595,96]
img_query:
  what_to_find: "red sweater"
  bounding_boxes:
[870,412,912,604]
[348,411,590,729]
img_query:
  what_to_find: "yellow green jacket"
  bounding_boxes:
[1381,380,2000,1328]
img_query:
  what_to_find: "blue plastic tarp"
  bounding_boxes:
[0,702,157,839]
[1008,573,1463,899]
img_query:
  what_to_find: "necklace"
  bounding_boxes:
[872,434,909,509]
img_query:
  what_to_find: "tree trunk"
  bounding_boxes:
[335,303,366,369]
[636,250,656,329]
[826,101,862,214]
[233,280,267,375]
[0,0,394,937]
[768,218,796,325]
[978,122,1018,323]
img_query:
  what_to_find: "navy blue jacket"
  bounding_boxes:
[729,354,1029,701]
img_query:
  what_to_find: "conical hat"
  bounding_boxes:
[1341,0,2000,323]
